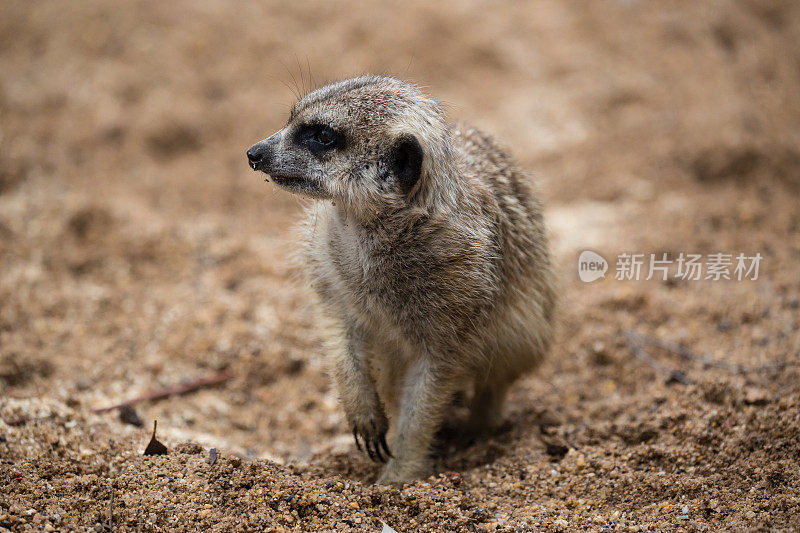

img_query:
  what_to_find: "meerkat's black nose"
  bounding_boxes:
[247,135,279,170]
[246,147,263,169]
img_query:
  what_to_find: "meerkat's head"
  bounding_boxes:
[246,76,454,217]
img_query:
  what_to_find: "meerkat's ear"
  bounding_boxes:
[391,134,424,194]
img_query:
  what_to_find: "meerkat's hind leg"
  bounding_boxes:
[465,373,512,434]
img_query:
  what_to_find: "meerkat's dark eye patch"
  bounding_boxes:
[391,135,423,194]
[294,124,344,155]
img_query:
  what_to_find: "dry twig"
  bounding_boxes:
[91,371,232,414]
[3,371,233,426]
[624,331,692,384]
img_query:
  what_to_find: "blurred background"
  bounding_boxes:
[1,0,799,529]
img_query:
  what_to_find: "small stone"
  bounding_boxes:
[198,508,212,518]
[744,387,770,406]
[546,443,569,459]
[118,405,144,427]
[287,358,305,374]
[349,501,360,510]
[441,471,462,485]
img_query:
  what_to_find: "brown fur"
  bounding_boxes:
[246,76,556,484]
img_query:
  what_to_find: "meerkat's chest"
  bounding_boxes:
[309,217,500,344]
[323,225,426,305]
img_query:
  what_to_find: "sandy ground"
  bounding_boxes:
[1,0,800,531]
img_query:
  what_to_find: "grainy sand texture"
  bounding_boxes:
[1,1,799,531]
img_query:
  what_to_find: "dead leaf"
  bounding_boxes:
[143,420,168,456]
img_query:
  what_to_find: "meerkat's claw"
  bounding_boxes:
[365,441,376,461]
[373,440,385,462]
[354,429,388,463]
[379,433,393,458]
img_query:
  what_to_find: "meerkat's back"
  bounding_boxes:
[451,123,556,381]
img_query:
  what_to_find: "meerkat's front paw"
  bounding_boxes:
[350,408,392,462]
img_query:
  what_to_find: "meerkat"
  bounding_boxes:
[246,76,556,485]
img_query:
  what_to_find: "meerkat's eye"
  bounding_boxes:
[314,127,336,146]
[296,124,342,154]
